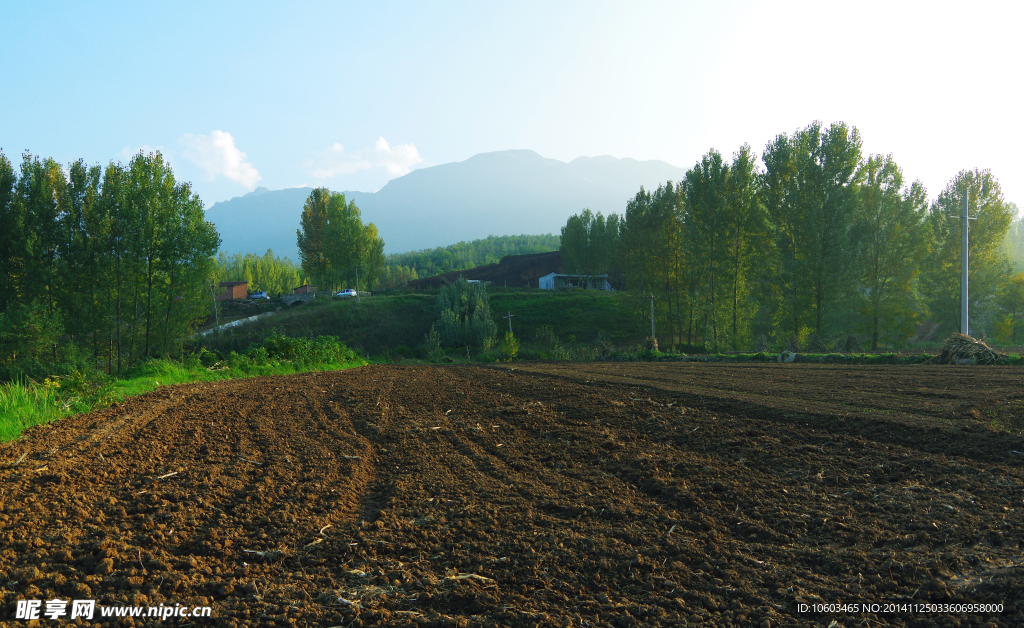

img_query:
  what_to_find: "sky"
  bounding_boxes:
[1,0,1021,209]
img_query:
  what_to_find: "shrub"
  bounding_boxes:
[434,277,497,348]
[501,332,519,362]
[423,325,444,362]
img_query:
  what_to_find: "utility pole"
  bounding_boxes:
[960,188,976,336]
[649,294,656,341]
[503,311,515,335]
[210,284,220,334]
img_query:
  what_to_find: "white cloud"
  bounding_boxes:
[179,130,262,188]
[309,137,423,179]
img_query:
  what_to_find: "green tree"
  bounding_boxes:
[921,169,1014,337]
[297,188,385,291]
[993,272,1024,345]
[853,155,929,349]
[1001,207,1023,271]
[762,121,863,338]
[0,152,23,312]
[560,209,619,277]
[684,150,731,351]
[434,277,497,348]
[723,144,766,350]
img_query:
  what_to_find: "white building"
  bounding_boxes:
[539,273,613,291]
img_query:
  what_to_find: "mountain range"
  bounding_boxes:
[204,149,686,259]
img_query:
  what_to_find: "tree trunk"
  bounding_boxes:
[145,255,153,358]
[116,252,123,374]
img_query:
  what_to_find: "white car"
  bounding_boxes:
[335,289,357,298]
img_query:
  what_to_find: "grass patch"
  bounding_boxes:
[0,334,367,443]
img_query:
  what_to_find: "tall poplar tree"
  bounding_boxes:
[853,155,928,349]
[762,121,862,337]
[921,169,1014,336]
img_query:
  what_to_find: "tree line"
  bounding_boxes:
[561,121,1023,350]
[0,150,220,377]
[216,249,305,296]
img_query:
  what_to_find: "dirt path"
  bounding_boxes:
[1,363,1021,627]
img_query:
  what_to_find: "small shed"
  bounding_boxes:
[293,284,319,295]
[217,281,248,301]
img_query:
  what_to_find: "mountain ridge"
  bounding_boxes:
[205,149,685,259]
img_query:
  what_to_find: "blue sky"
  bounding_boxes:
[2,0,1021,208]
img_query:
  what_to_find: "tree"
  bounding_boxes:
[434,277,497,348]
[297,188,332,288]
[560,209,619,277]
[853,155,928,349]
[921,169,1014,337]
[723,144,766,349]
[994,272,1024,345]
[0,152,22,312]
[762,121,863,338]
[683,150,731,351]
[297,188,385,291]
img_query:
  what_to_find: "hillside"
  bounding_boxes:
[406,251,563,289]
[204,150,685,259]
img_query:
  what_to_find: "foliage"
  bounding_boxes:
[761,121,863,338]
[250,332,357,366]
[0,336,366,442]
[852,155,929,349]
[434,277,497,348]
[1002,209,1023,272]
[381,234,559,286]
[556,120,1022,350]
[993,272,1024,345]
[423,325,444,361]
[560,210,618,277]
[920,169,1014,337]
[0,149,220,378]
[297,188,385,292]
[500,332,519,361]
[216,249,304,296]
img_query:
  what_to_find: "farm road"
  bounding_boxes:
[0,363,1022,627]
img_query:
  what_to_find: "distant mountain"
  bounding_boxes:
[205,150,686,259]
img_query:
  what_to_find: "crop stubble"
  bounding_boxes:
[0,363,1022,627]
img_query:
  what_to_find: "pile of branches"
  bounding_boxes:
[932,333,1006,365]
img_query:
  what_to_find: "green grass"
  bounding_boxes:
[0,380,70,442]
[194,289,648,359]
[488,289,647,346]
[0,346,368,443]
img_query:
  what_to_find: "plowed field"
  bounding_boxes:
[1,363,1023,628]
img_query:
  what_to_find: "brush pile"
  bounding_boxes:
[932,333,1006,365]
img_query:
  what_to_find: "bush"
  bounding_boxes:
[0,302,92,381]
[434,277,497,348]
[423,325,444,362]
[534,325,558,349]
[501,332,519,362]
[249,332,356,366]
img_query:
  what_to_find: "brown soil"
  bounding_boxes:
[1,363,1022,627]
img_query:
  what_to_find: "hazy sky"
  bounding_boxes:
[2,0,1021,208]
